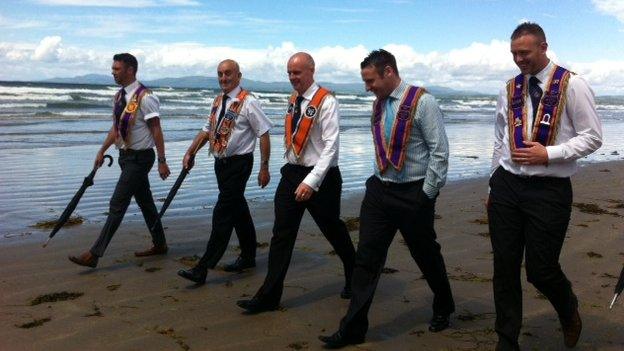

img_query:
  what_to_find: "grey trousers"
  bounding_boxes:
[90,148,166,257]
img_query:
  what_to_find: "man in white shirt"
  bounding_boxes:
[488,23,602,350]
[237,52,356,313]
[177,59,272,284]
[69,53,171,268]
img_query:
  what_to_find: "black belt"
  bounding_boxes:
[375,176,423,189]
[500,167,568,182]
[120,148,153,155]
[215,152,252,164]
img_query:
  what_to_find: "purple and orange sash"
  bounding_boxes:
[507,65,572,152]
[208,89,249,155]
[113,83,149,148]
[284,86,331,158]
[372,85,426,172]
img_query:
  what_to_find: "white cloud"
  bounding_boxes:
[2,36,624,94]
[592,0,624,22]
[32,36,62,61]
[34,0,199,7]
[0,14,45,29]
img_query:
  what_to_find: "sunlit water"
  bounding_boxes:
[1,82,623,238]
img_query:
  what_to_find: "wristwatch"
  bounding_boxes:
[158,156,167,164]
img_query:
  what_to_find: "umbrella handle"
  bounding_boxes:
[103,154,113,167]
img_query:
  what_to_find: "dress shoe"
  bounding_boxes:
[340,286,352,299]
[134,244,168,257]
[222,256,255,272]
[560,308,582,348]
[318,331,364,349]
[236,298,278,314]
[428,314,450,332]
[68,251,98,268]
[177,267,207,284]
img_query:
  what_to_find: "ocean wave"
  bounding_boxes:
[0,103,47,108]
[46,101,109,109]
[0,85,115,97]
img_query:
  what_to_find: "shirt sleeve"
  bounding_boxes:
[302,95,340,191]
[545,75,603,162]
[491,87,507,175]
[140,93,160,121]
[415,93,449,198]
[244,96,273,137]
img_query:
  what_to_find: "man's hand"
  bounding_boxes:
[511,140,549,165]
[294,182,314,202]
[258,166,270,188]
[158,162,170,180]
[183,153,195,171]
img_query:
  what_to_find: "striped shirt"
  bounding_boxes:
[373,81,449,198]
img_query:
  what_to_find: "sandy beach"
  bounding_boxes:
[1,161,623,351]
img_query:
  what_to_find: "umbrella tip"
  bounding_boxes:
[609,294,618,309]
[42,238,51,248]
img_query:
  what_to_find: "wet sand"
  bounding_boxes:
[1,161,623,350]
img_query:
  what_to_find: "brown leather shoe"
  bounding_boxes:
[561,308,582,348]
[134,245,168,257]
[68,251,98,268]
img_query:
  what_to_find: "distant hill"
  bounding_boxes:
[40,74,483,96]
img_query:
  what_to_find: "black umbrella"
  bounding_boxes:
[43,155,113,247]
[151,158,194,232]
[609,264,624,309]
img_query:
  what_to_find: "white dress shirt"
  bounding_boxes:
[491,60,603,177]
[285,82,340,191]
[115,80,160,150]
[202,85,273,158]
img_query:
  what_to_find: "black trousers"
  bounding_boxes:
[196,153,256,270]
[488,167,577,349]
[339,176,455,339]
[91,148,166,257]
[254,164,356,306]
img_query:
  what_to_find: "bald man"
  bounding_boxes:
[237,52,356,313]
[177,59,272,284]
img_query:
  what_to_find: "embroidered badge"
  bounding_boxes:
[305,106,316,117]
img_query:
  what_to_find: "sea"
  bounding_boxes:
[1,81,623,240]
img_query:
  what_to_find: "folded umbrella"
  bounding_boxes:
[609,264,624,309]
[151,156,195,232]
[43,155,113,247]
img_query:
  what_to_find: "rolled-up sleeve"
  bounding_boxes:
[140,93,160,121]
[245,96,273,137]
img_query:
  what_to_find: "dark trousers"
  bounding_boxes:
[488,167,577,349]
[339,176,455,339]
[196,153,256,270]
[254,164,356,306]
[91,148,166,257]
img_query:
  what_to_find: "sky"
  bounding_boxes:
[1,0,623,94]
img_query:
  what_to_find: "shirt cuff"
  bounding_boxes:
[144,112,159,120]
[302,173,321,192]
[546,145,565,162]
[422,184,438,199]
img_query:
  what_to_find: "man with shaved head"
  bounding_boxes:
[237,52,356,314]
[177,59,273,284]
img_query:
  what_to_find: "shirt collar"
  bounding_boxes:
[300,82,319,100]
[388,80,407,100]
[123,80,139,95]
[223,85,242,100]
[531,60,553,84]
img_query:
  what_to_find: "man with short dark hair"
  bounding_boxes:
[236,52,356,314]
[69,53,170,268]
[488,22,602,350]
[320,49,455,348]
[176,59,272,284]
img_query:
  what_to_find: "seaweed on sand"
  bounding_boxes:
[30,291,84,306]
[31,216,84,229]
[16,317,51,329]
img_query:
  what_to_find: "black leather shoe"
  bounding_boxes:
[177,267,207,284]
[560,308,582,348]
[223,256,256,272]
[428,314,450,332]
[236,298,278,314]
[340,286,352,299]
[318,331,364,349]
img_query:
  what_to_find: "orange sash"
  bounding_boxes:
[284,87,331,158]
[208,89,249,155]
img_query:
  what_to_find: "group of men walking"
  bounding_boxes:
[67,22,603,350]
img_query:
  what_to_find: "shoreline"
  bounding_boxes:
[1,161,623,350]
